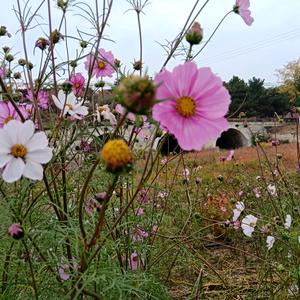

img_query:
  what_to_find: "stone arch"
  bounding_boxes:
[216,128,249,149]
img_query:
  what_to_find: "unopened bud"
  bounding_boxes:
[116,75,156,114]
[5,54,14,62]
[51,29,63,44]
[18,58,26,66]
[185,22,203,45]
[114,59,121,68]
[13,72,21,79]
[95,80,105,88]
[35,37,50,50]
[133,60,143,71]
[2,46,10,53]
[8,223,24,240]
[80,40,88,48]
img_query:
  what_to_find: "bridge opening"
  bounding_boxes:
[216,128,249,149]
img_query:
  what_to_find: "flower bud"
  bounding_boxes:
[35,37,50,50]
[133,60,143,71]
[185,22,203,45]
[5,54,14,62]
[0,26,10,37]
[116,75,156,114]
[79,40,88,48]
[70,60,77,68]
[18,58,26,66]
[2,46,10,53]
[51,29,63,44]
[27,61,34,70]
[114,59,121,68]
[95,80,105,88]
[13,72,21,79]
[8,223,24,240]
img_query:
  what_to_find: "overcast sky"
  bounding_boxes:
[1,0,300,86]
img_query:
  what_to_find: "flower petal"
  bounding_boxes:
[0,153,13,168]
[23,160,44,180]
[19,120,35,145]
[25,132,49,151]
[2,157,25,183]
[26,148,52,164]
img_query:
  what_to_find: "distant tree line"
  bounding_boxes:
[224,76,290,118]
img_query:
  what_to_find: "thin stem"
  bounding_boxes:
[137,11,143,76]
[22,240,38,300]
[192,10,233,60]
[161,0,210,68]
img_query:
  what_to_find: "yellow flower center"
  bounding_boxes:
[101,139,134,172]
[175,96,196,118]
[65,104,73,111]
[98,61,106,70]
[74,82,81,88]
[11,144,27,158]
[4,116,13,124]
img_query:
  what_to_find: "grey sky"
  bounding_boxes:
[1,0,300,86]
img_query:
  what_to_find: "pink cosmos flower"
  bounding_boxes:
[27,90,49,109]
[139,189,150,204]
[226,150,235,161]
[0,101,29,128]
[0,67,6,78]
[135,207,144,216]
[84,48,115,78]
[128,252,141,271]
[69,73,85,96]
[130,225,149,242]
[234,0,254,26]
[152,62,231,151]
[8,223,24,239]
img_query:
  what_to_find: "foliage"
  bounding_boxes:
[225,76,290,118]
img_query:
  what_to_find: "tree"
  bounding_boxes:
[224,76,247,118]
[276,58,300,104]
[225,76,290,118]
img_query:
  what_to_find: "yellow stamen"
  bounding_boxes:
[98,61,106,70]
[65,104,73,111]
[101,139,134,172]
[175,96,196,118]
[74,82,81,88]
[11,144,27,158]
[4,116,13,124]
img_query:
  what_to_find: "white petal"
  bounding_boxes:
[25,132,49,151]
[73,106,88,116]
[0,153,13,168]
[2,157,25,183]
[3,120,20,145]
[52,93,64,110]
[0,130,12,153]
[19,120,35,145]
[26,148,52,164]
[66,92,76,105]
[23,160,44,180]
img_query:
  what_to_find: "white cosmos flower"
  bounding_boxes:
[241,214,258,237]
[232,201,245,222]
[266,235,275,250]
[284,214,292,229]
[267,183,277,196]
[52,90,88,119]
[96,104,116,125]
[0,120,52,183]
